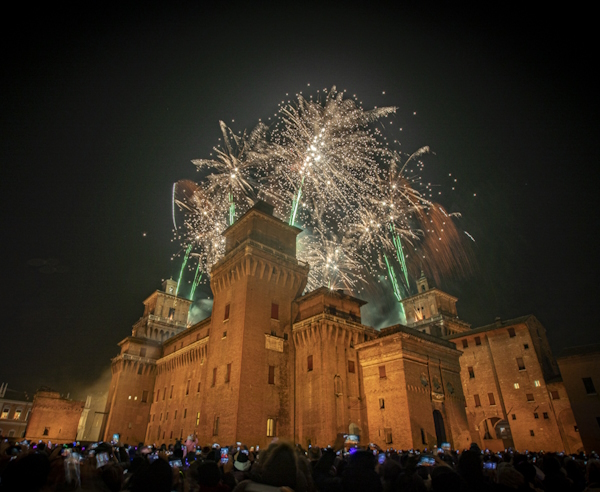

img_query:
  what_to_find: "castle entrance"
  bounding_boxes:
[433,410,446,446]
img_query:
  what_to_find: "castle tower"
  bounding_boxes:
[400,275,470,337]
[293,288,378,447]
[101,280,191,443]
[197,202,309,445]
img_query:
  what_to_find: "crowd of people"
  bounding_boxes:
[1,433,599,492]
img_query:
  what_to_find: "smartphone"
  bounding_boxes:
[418,456,435,466]
[241,449,249,456]
[96,452,110,468]
[170,459,183,468]
[220,447,229,464]
[378,453,386,464]
[484,461,497,470]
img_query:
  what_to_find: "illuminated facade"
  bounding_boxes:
[102,202,582,452]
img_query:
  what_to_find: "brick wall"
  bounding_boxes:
[26,391,84,444]
[450,319,579,452]
[557,348,600,453]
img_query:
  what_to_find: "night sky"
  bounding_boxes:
[3,3,597,399]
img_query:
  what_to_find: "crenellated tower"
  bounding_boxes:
[400,272,470,337]
[101,280,191,443]
[196,202,309,445]
[293,288,378,447]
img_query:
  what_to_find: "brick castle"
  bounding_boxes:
[101,202,583,453]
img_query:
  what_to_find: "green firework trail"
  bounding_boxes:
[389,224,410,294]
[189,261,203,301]
[229,192,236,226]
[176,243,193,296]
[384,253,402,302]
[289,175,305,227]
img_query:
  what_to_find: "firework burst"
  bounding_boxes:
[173,87,472,301]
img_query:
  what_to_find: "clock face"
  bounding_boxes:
[169,287,174,294]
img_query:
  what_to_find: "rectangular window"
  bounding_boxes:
[474,394,481,407]
[524,343,529,350]
[530,430,535,437]
[462,339,468,349]
[268,365,275,385]
[224,304,230,321]
[163,387,166,400]
[141,390,148,403]
[168,307,176,320]
[271,303,279,320]
[166,411,169,420]
[222,331,227,338]
[379,365,387,378]
[267,418,275,437]
[512,414,516,420]
[468,366,475,379]
[475,336,481,346]
[508,327,516,338]
[551,390,560,400]
[13,409,22,420]
[534,412,539,419]
[212,368,217,387]
[534,380,541,387]
[186,380,191,395]
[514,383,520,389]
[379,398,385,409]
[174,410,177,420]
[196,412,200,426]
[213,416,219,436]
[170,385,174,399]
[526,393,535,402]
[225,363,231,383]
[156,390,160,402]
[543,412,549,419]
[140,347,147,357]
[384,427,393,444]
[197,382,201,393]
[517,358,526,370]
[307,355,313,372]
[348,360,355,373]
[583,377,597,395]
[488,393,496,405]
[137,365,143,375]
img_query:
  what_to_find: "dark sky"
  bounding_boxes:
[2,3,597,398]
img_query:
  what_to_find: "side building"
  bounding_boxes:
[446,317,582,453]
[25,390,85,444]
[557,344,600,453]
[0,384,33,440]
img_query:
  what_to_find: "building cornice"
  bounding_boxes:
[157,335,209,367]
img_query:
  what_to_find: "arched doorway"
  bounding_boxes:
[433,410,447,446]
